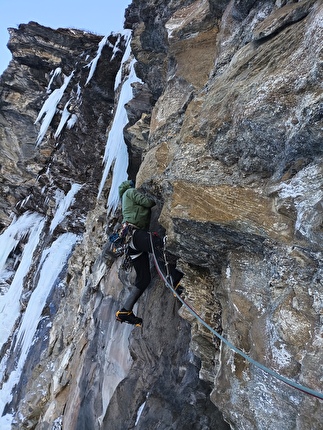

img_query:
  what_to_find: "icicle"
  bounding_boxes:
[0,233,80,425]
[67,113,78,129]
[76,82,82,100]
[0,213,45,352]
[110,32,123,62]
[34,71,74,146]
[15,194,31,209]
[85,35,109,86]
[97,32,143,214]
[85,31,128,87]
[49,183,83,233]
[46,67,62,93]
[54,100,71,138]
[0,212,43,275]
[114,30,132,90]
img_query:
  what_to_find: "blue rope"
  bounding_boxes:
[149,233,323,401]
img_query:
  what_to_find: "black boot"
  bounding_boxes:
[116,308,143,326]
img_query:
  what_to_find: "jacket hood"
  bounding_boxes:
[118,180,134,198]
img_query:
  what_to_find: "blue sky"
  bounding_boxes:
[0,0,130,74]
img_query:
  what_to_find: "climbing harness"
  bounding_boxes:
[149,233,323,401]
[108,222,136,261]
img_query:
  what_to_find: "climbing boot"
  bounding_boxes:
[116,308,143,327]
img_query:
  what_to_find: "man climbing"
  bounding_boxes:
[115,180,183,326]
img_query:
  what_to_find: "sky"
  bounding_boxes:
[0,0,130,74]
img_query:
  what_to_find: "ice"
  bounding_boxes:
[54,100,72,138]
[0,184,82,425]
[85,35,109,86]
[104,132,129,212]
[16,233,79,352]
[0,232,79,426]
[98,32,143,214]
[85,31,127,86]
[135,400,147,425]
[0,414,12,429]
[49,183,83,233]
[0,213,45,351]
[98,309,133,426]
[16,194,32,210]
[110,33,122,61]
[0,213,39,272]
[46,67,62,93]
[67,113,78,129]
[114,30,131,91]
[76,82,82,99]
[34,71,74,146]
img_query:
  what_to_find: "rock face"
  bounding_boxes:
[0,0,323,429]
[0,21,125,228]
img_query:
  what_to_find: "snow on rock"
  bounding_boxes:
[165,0,209,39]
[278,162,323,243]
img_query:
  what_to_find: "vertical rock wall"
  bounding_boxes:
[0,0,323,429]
[131,0,323,428]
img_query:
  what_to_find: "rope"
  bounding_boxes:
[149,233,323,401]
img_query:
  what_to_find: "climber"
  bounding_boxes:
[115,179,183,326]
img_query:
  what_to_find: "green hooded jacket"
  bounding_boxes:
[118,180,156,230]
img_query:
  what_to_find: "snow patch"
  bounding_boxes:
[271,343,292,368]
